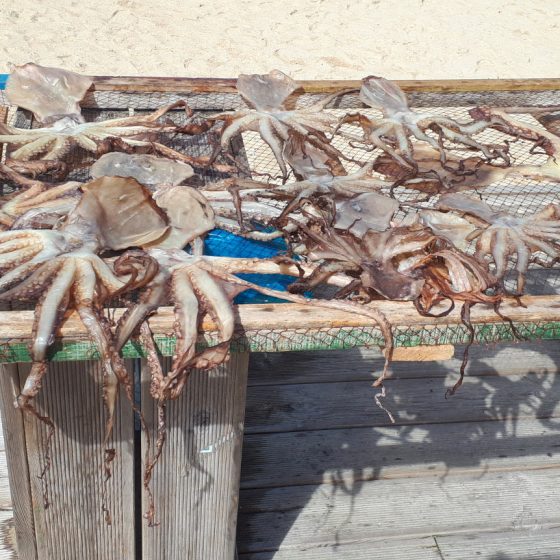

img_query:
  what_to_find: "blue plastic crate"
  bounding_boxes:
[0,74,8,90]
[204,229,296,304]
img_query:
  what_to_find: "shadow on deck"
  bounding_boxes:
[237,341,560,559]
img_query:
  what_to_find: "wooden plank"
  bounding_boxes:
[0,509,16,560]
[0,453,11,510]
[0,106,8,165]
[0,365,35,560]
[244,373,560,433]
[20,361,135,560]
[236,469,560,553]
[436,527,560,559]
[241,418,560,489]
[141,353,249,560]
[90,76,560,94]
[248,341,560,385]
[0,296,559,351]
[240,535,441,559]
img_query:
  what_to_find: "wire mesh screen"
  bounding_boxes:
[1,84,560,356]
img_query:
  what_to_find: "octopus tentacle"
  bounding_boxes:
[74,134,98,153]
[0,247,43,271]
[220,114,259,148]
[306,90,355,111]
[10,136,57,160]
[259,118,288,177]
[368,123,412,169]
[166,269,199,384]
[183,267,239,371]
[521,234,560,259]
[0,260,42,294]
[0,260,61,301]
[490,228,509,279]
[509,231,531,293]
[72,261,119,443]
[0,237,42,254]
[199,264,394,395]
[137,321,166,527]
[89,256,128,295]
[115,274,167,352]
[15,260,76,507]
[29,260,76,360]
[43,137,73,160]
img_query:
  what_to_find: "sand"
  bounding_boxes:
[0,0,558,79]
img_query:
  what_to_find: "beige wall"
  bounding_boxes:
[0,0,558,79]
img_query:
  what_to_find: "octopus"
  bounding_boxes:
[114,246,397,525]
[469,106,560,184]
[430,193,560,293]
[340,76,508,171]
[203,131,391,231]
[0,63,224,173]
[0,176,166,511]
[208,70,351,178]
[0,101,211,166]
[0,163,81,229]
[287,216,436,302]
[372,144,507,194]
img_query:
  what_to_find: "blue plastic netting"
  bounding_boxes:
[204,229,294,303]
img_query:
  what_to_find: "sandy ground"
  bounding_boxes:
[0,0,559,79]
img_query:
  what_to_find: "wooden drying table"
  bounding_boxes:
[1,297,560,560]
[0,76,560,560]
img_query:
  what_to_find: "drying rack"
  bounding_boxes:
[0,76,559,560]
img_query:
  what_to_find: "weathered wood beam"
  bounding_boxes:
[90,76,560,94]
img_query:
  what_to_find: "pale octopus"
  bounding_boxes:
[341,76,507,171]
[208,70,350,178]
[423,193,560,293]
[0,63,225,172]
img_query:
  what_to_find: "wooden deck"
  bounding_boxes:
[237,342,560,559]
[0,342,559,557]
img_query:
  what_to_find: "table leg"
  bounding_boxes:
[141,352,250,560]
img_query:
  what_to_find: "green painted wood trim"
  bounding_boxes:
[0,320,558,363]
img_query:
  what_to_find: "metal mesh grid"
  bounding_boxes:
[2,316,560,363]
[1,85,560,357]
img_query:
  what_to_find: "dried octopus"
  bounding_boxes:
[208,70,351,178]
[340,76,509,172]
[425,193,560,293]
[0,63,228,173]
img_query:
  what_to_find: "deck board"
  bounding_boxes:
[436,527,560,559]
[239,344,560,557]
[247,342,560,385]
[237,469,560,553]
[0,510,16,560]
[239,536,442,559]
[244,372,560,434]
[240,418,560,489]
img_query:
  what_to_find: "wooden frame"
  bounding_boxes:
[89,76,560,93]
[0,296,559,363]
[1,75,559,361]
[0,76,559,560]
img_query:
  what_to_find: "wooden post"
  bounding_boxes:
[141,353,250,560]
[0,364,37,560]
[0,361,136,559]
